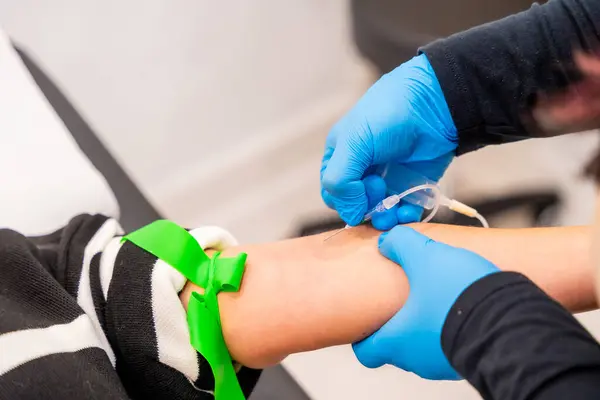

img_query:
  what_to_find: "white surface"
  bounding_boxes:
[0,29,118,235]
[286,346,478,399]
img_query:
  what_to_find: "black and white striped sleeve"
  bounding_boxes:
[0,214,261,400]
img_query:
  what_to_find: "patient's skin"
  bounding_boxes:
[180,223,594,368]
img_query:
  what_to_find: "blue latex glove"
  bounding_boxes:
[353,226,500,380]
[320,54,457,229]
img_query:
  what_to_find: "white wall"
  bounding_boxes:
[0,2,382,398]
[0,0,372,237]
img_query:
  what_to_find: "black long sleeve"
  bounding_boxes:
[442,272,600,400]
[421,0,600,154]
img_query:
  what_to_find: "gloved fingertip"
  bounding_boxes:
[378,226,432,273]
[352,337,386,369]
[377,230,398,261]
[387,225,426,241]
[378,231,389,247]
[362,175,387,209]
[396,204,424,224]
[371,207,398,231]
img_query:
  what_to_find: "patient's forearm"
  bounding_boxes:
[180,225,401,368]
[179,224,594,368]
[416,224,594,312]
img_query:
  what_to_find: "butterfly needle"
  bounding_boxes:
[323,227,347,242]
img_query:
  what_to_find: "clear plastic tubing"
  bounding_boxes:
[363,183,441,223]
[323,165,489,242]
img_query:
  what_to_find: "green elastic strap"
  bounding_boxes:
[123,220,247,400]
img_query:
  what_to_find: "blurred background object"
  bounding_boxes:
[2,0,599,399]
[0,0,371,245]
[352,0,548,73]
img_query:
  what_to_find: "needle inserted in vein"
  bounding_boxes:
[323,227,347,242]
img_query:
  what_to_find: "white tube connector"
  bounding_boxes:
[323,174,490,242]
[443,198,478,218]
[365,186,489,228]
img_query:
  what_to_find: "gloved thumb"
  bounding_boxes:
[352,331,388,368]
[378,226,433,280]
[353,305,414,371]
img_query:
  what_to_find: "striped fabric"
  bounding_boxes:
[0,214,260,399]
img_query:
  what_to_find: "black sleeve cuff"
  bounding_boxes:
[441,271,600,400]
[422,43,527,155]
[441,271,530,356]
[419,44,485,155]
[420,0,600,155]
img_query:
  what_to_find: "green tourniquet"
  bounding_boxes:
[123,220,212,286]
[188,252,246,399]
[122,220,247,400]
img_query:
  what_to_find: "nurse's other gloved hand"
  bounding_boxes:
[353,226,499,380]
[320,54,457,229]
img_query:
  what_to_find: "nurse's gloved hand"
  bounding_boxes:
[353,226,499,380]
[320,54,457,229]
